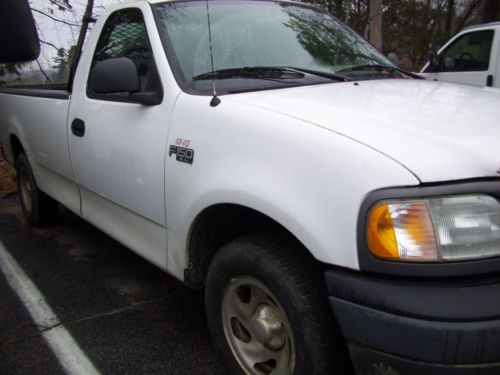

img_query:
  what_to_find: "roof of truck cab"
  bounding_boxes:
[147,0,299,4]
[463,21,500,31]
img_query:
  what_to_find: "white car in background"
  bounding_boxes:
[421,22,500,88]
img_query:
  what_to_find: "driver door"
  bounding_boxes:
[68,7,169,268]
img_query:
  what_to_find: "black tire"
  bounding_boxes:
[205,234,352,375]
[15,153,58,227]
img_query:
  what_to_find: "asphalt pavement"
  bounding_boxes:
[0,195,226,374]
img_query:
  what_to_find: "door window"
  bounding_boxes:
[87,8,161,101]
[437,30,494,72]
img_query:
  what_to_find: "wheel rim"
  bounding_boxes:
[19,166,33,214]
[222,276,295,375]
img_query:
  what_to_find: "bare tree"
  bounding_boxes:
[481,0,500,23]
[445,0,455,37]
[334,0,346,20]
[369,0,383,50]
[454,0,482,33]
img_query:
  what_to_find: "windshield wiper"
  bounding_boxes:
[337,64,422,79]
[283,66,350,82]
[193,67,305,81]
[192,66,351,82]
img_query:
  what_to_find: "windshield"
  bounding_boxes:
[153,0,394,94]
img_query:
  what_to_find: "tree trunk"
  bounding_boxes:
[445,0,455,38]
[369,0,383,51]
[482,0,500,23]
[454,0,482,34]
[327,0,333,14]
[334,0,345,20]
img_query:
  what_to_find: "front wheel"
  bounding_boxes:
[15,153,58,227]
[205,235,352,375]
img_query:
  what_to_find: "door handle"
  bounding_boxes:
[486,75,493,87]
[71,118,85,137]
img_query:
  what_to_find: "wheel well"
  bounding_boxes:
[9,134,24,161]
[185,204,320,288]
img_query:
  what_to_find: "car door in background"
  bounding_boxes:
[422,29,498,87]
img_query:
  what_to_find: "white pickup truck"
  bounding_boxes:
[421,22,500,88]
[2,1,500,374]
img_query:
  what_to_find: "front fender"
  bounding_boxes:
[164,94,419,279]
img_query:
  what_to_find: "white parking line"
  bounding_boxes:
[0,241,100,375]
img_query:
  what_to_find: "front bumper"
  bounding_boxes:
[326,269,500,374]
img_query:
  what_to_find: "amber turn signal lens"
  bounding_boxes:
[367,204,399,259]
[366,201,439,261]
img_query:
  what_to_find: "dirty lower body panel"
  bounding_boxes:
[348,344,500,375]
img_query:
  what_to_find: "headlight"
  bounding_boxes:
[367,195,500,262]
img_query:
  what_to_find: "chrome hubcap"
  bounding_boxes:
[222,276,295,375]
[251,304,286,350]
[19,167,33,213]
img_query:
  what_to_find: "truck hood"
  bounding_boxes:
[229,79,500,183]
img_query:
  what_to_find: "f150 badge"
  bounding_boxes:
[169,138,194,164]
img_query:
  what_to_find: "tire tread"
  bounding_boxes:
[205,233,353,375]
[15,153,58,227]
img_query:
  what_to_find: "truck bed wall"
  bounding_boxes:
[0,90,80,214]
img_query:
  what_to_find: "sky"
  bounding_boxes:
[29,0,126,69]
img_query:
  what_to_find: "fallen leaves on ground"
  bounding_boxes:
[0,155,16,198]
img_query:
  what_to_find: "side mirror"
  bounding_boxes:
[428,52,442,71]
[0,0,40,63]
[89,57,163,105]
[90,57,140,94]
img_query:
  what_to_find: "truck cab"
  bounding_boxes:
[421,22,500,88]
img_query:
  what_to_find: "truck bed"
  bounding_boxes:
[0,84,72,177]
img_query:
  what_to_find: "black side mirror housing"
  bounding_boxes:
[89,57,163,106]
[0,0,40,63]
[427,52,441,72]
[90,57,140,94]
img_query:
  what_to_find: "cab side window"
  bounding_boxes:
[437,30,494,72]
[88,9,161,101]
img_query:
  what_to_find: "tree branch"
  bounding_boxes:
[31,8,80,27]
[454,0,482,34]
[39,39,60,51]
[35,60,52,84]
[49,0,72,12]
